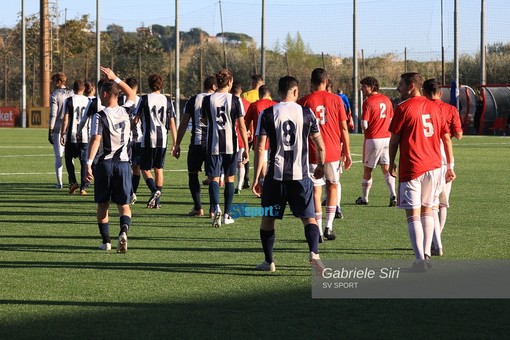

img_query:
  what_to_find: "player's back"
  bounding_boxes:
[362,93,394,139]
[67,94,90,143]
[138,93,173,148]
[92,105,131,162]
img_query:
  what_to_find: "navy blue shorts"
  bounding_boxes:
[93,161,132,205]
[140,147,166,170]
[261,177,315,219]
[205,154,237,177]
[187,144,206,173]
[65,142,81,159]
[78,143,88,161]
[130,142,142,166]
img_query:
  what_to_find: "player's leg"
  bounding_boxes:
[152,147,166,208]
[380,138,396,206]
[94,161,112,250]
[130,142,142,203]
[111,161,133,253]
[324,162,340,240]
[235,148,245,193]
[187,145,205,216]
[52,132,64,188]
[222,154,237,224]
[400,178,425,264]
[206,155,222,227]
[79,143,89,194]
[420,168,442,262]
[309,163,324,239]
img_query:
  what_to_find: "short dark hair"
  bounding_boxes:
[360,76,380,92]
[101,81,120,97]
[311,68,328,86]
[423,78,442,97]
[125,77,138,90]
[278,76,299,96]
[231,80,243,95]
[251,74,263,82]
[258,85,270,98]
[204,76,217,91]
[148,74,163,92]
[51,72,67,85]
[84,81,95,96]
[400,72,422,88]
[73,79,85,93]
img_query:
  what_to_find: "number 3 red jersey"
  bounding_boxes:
[298,90,347,163]
[389,96,447,182]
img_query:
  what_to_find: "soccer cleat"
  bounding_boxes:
[98,242,111,251]
[80,189,87,196]
[147,190,161,208]
[202,178,211,186]
[389,196,397,207]
[69,183,79,194]
[335,206,344,219]
[355,197,368,205]
[130,193,137,205]
[324,228,336,241]
[117,232,128,253]
[431,248,443,256]
[234,188,241,195]
[222,214,235,225]
[55,184,63,189]
[242,180,251,189]
[188,208,204,217]
[212,208,222,228]
[309,252,325,275]
[319,235,325,243]
[256,261,276,272]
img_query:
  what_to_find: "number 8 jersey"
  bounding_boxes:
[257,101,319,181]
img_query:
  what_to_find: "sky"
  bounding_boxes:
[2,0,510,61]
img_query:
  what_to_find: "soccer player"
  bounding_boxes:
[60,79,90,195]
[241,74,264,104]
[252,75,326,272]
[336,86,354,131]
[173,76,217,217]
[86,67,136,253]
[48,72,73,189]
[230,80,252,194]
[423,78,463,256]
[389,72,456,271]
[134,74,177,209]
[245,85,276,195]
[298,68,352,241]
[119,78,141,204]
[201,69,249,227]
[355,76,396,206]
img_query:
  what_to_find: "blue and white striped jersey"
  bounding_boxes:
[183,93,211,146]
[64,94,90,143]
[202,92,244,155]
[90,103,133,162]
[256,101,319,181]
[136,93,175,148]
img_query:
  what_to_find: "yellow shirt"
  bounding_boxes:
[241,89,259,103]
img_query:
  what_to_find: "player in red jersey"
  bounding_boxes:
[245,85,276,195]
[389,72,456,271]
[423,78,463,256]
[298,68,352,241]
[355,76,396,207]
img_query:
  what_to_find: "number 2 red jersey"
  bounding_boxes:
[298,90,347,163]
[389,96,447,182]
[362,93,394,139]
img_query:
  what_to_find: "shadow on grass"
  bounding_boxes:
[0,290,508,338]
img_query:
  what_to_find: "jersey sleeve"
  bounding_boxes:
[183,95,196,115]
[90,112,103,137]
[256,111,267,136]
[389,106,404,135]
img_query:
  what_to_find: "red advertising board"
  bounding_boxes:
[0,107,19,127]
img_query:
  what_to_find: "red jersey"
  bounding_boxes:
[246,98,276,150]
[433,99,462,136]
[362,93,394,139]
[389,96,448,182]
[298,90,347,163]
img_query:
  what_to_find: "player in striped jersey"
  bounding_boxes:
[356,76,396,206]
[48,72,73,189]
[252,75,326,272]
[173,76,217,217]
[60,80,90,195]
[423,78,462,257]
[134,74,177,209]
[86,67,136,253]
[201,69,250,227]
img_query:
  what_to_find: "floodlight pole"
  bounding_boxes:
[352,0,358,133]
[480,0,486,85]
[21,0,27,127]
[261,0,266,80]
[175,0,180,126]
[453,0,459,110]
[96,0,100,85]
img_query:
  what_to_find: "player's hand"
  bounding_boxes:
[48,130,53,145]
[389,163,397,178]
[60,135,66,146]
[241,149,249,165]
[348,116,354,130]
[445,169,456,183]
[86,165,94,183]
[343,154,352,171]
[252,179,262,198]
[172,145,181,159]
[100,66,117,81]
[313,165,325,180]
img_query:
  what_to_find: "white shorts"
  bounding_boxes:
[398,168,442,209]
[309,161,340,187]
[439,165,452,208]
[236,148,245,165]
[363,138,390,168]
